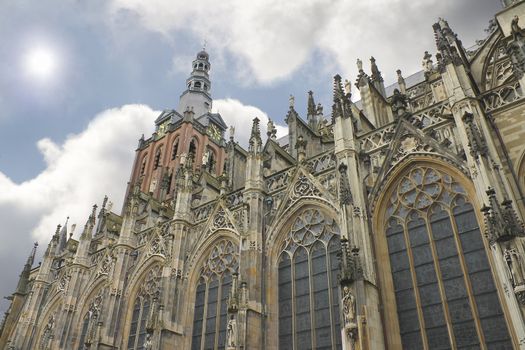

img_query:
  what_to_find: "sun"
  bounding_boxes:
[24,46,57,80]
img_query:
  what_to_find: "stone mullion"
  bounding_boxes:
[199,280,210,350]
[423,215,457,349]
[325,246,337,350]
[307,249,316,349]
[214,278,223,350]
[402,220,430,350]
[447,208,487,349]
[291,254,297,350]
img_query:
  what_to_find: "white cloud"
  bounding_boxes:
[108,0,497,85]
[214,98,286,147]
[0,104,158,246]
[0,99,276,251]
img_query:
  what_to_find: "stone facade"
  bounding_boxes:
[4,2,525,349]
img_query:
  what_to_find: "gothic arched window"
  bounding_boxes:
[127,265,161,350]
[78,288,105,349]
[191,240,238,350]
[278,208,342,349]
[154,148,162,170]
[172,140,179,160]
[140,155,148,175]
[384,166,512,349]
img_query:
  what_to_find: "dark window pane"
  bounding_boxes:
[294,248,311,349]
[481,316,512,343]
[279,253,293,349]
[415,263,438,286]
[204,279,219,349]
[439,256,463,280]
[217,275,231,350]
[399,308,420,334]
[470,270,496,295]
[458,229,484,253]
[393,269,414,291]
[408,217,429,247]
[412,244,433,267]
[443,277,468,301]
[191,282,207,350]
[464,250,490,274]
[396,289,417,312]
[390,250,410,272]
[448,298,473,324]
[401,331,424,350]
[475,292,504,319]
[453,320,479,348]
[388,232,407,253]
[419,284,441,306]
[435,236,457,259]
[422,303,446,328]
[426,325,450,349]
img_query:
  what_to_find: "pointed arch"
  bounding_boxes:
[182,233,240,350]
[72,281,108,349]
[34,293,64,350]
[266,203,342,349]
[372,158,515,349]
[121,257,164,350]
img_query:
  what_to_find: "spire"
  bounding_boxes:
[56,217,69,255]
[248,117,262,153]
[307,91,316,116]
[177,48,213,117]
[370,56,383,83]
[396,69,406,94]
[15,243,38,295]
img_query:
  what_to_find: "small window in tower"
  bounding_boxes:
[189,139,197,158]
[194,64,197,69]
[188,82,191,88]
[194,82,202,89]
[198,63,203,69]
[154,147,162,170]
[204,84,208,91]
[172,140,179,160]
[205,65,208,70]
[140,155,148,175]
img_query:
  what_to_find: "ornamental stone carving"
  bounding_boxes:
[201,240,239,278]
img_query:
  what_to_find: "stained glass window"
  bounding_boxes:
[384,166,512,349]
[278,208,342,349]
[191,240,238,350]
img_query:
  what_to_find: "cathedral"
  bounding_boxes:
[5,1,525,349]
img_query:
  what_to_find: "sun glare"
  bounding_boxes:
[25,47,57,80]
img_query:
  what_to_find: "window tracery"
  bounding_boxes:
[384,166,512,349]
[278,208,342,349]
[191,240,238,350]
[127,265,162,350]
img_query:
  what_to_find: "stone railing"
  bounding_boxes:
[193,200,217,223]
[359,124,396,154]
[305,151,336,174]
[225,189,243,209]
[482,81,523,112]
[266,167,295,193]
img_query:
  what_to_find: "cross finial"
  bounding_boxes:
[203,39,207,51]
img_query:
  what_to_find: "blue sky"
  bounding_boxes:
[0,0,501,313]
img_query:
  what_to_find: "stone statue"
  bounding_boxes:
[391,88,409,118]
[342,286,356,326]
[202,150,210,165]
[229,126,235,139]
[344,79,352,95]
[316,103,323,116]
[267,119,277,139]
[289,94,295,108]
[512,15,523,42]
[356,58,363,71]
[504,247,525,287]
[180,152,187,165]
[226,316,237,347]
[422,51,433,72]
[144,333,153,350]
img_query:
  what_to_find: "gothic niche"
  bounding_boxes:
[504,244,525,304]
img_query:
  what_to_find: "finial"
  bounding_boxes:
[356,58,363,71]
[289,94,295,109]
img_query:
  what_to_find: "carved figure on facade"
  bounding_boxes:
[422,51,434,74]
[226,315,237,349]
[505,246,525,287]
[338,163,354,206]
[390,89,410,120]
[267,119,277,140]
[39,313,56,350]
[342,286,356,327]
